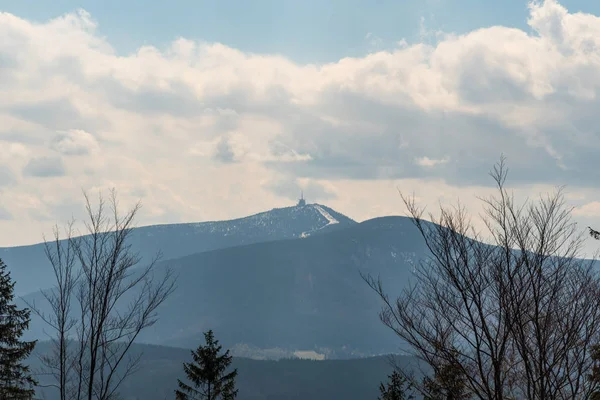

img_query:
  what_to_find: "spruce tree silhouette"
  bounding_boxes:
[175,330,238,400]
[0,258,37,399]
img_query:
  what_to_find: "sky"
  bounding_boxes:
[1,0,600,255]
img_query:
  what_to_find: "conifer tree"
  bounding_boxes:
[378,370,413,400]
[175,330,238,400]
[0,258,37,399]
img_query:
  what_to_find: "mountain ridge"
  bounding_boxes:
[20,215,426,358]
[4,203,356,295]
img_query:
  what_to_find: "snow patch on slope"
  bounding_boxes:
[299,204,340,238]
[313,205,339,227]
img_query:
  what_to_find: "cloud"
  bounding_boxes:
[0,1,600,250]
[7,98,83,130]
[415,156,450,167]
[52,129,99,155]
[212,136,237,163]
[0,165,16,186]
[23,156,66,177]
[265,177,337,202]
[0,206,12,220]
[573,202,600,217]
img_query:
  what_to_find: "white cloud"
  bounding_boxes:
[0,1,599,253]
[52,129,99,156]
[415,156,449,167]
[573,202,600,217]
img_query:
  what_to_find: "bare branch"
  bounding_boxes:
[366,157,600,400]
[34,189,176,400]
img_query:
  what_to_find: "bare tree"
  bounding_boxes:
[363,157,600,400]
[26,221,79,400]
[29,189,176,400]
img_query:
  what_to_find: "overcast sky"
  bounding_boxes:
[1,0,600,255]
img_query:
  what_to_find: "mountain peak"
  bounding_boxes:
[236,202,354,239]
[2,203,356,295]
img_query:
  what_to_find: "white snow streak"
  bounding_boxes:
[313,205,339,227]
[298,204,339,239]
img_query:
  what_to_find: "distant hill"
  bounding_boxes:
[21,215,427,358]
[3,203,355,295]
[30,341,426,400]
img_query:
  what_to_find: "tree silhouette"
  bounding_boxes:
[26,189,176,400]
[364,157,600,399]
[589,344,600,400]
[422,355,471,400]
[0,258,37,399]
[378,370,413,400]
[176,330,238,400]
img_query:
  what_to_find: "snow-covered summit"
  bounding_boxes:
[133,202,354,244]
